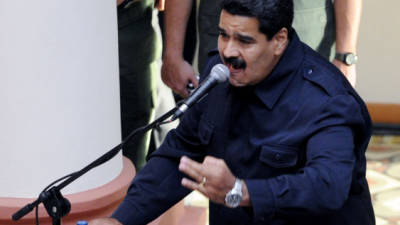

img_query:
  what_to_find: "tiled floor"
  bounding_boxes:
[182,134,400,225]
[367,135,400,225]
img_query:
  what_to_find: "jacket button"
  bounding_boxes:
[308,69,313,74]
[275,153,281,161]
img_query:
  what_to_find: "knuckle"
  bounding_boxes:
[204,156,215,163]
[217,158,225,165]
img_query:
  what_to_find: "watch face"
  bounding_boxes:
[225,193,242,208]
[345,53,358,65]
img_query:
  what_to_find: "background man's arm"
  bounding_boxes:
[333,0,362,87]
[161,0,198,98]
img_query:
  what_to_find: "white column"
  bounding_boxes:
[0,0,122,198]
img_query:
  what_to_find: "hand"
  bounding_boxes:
[332,59,356,87]
[161,57,199,98]
[178,156,236,204]
[155,0,165,10]
[89,218,122,225]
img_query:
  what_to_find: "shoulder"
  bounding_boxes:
[296,44,368,117]
[295,45,371,128]
[294,44,369,116]
[300,46,349,97]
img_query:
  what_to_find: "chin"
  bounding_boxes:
[229,77,247,87]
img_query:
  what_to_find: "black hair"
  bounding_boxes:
[220,0,293,40]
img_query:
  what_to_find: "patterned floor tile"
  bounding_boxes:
[370,135,400,147]
[366,170,400,195]
[366,149,400,161]
[376,217,389,225]
[367,134,400,225]
[387,164,400,179]
[373,188,400,218]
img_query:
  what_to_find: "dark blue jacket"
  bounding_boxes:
[112,33,375,225]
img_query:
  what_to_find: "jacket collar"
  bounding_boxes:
[253,31,304,110]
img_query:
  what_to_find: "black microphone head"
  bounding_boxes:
[210,64,230,82]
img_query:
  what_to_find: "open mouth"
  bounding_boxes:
[227,64,244,74]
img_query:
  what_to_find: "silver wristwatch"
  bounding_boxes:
[224,178,243,208]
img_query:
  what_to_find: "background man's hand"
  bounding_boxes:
[161,57,198,98]
[332,59,356,87]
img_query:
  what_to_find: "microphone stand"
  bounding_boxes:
[12,106,178,225]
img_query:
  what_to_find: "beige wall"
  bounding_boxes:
[356,0,400,104]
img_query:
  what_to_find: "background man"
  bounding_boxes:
[161,0,361,98]
[117,0,161,171]
[92,0,374,224]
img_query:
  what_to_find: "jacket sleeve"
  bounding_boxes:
[245,94,367,221]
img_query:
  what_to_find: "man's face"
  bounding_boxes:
[218,10,288,87]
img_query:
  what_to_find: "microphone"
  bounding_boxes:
[172,64,230,120]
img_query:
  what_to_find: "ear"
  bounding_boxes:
[272,28,289,55]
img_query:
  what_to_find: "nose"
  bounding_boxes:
[222,40,239,58]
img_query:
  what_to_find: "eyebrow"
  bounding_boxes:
[237,33,255,42]
[218,27,226,34]
[218,26,255,42]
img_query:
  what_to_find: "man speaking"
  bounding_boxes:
[92,0,375,224]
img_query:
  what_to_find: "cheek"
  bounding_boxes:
[252,50,272,69]
[242,51,261,72]
[244,51,273,81]
[217,38,227,56]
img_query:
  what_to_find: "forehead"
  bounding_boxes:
[219,10,261,35]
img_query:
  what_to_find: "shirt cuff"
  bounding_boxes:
[111,201,145,225]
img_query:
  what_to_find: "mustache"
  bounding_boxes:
[223,57,246,69]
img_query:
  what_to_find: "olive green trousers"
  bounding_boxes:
[118,0,161,171]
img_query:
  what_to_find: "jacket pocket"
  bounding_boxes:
[259,144,298,168]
